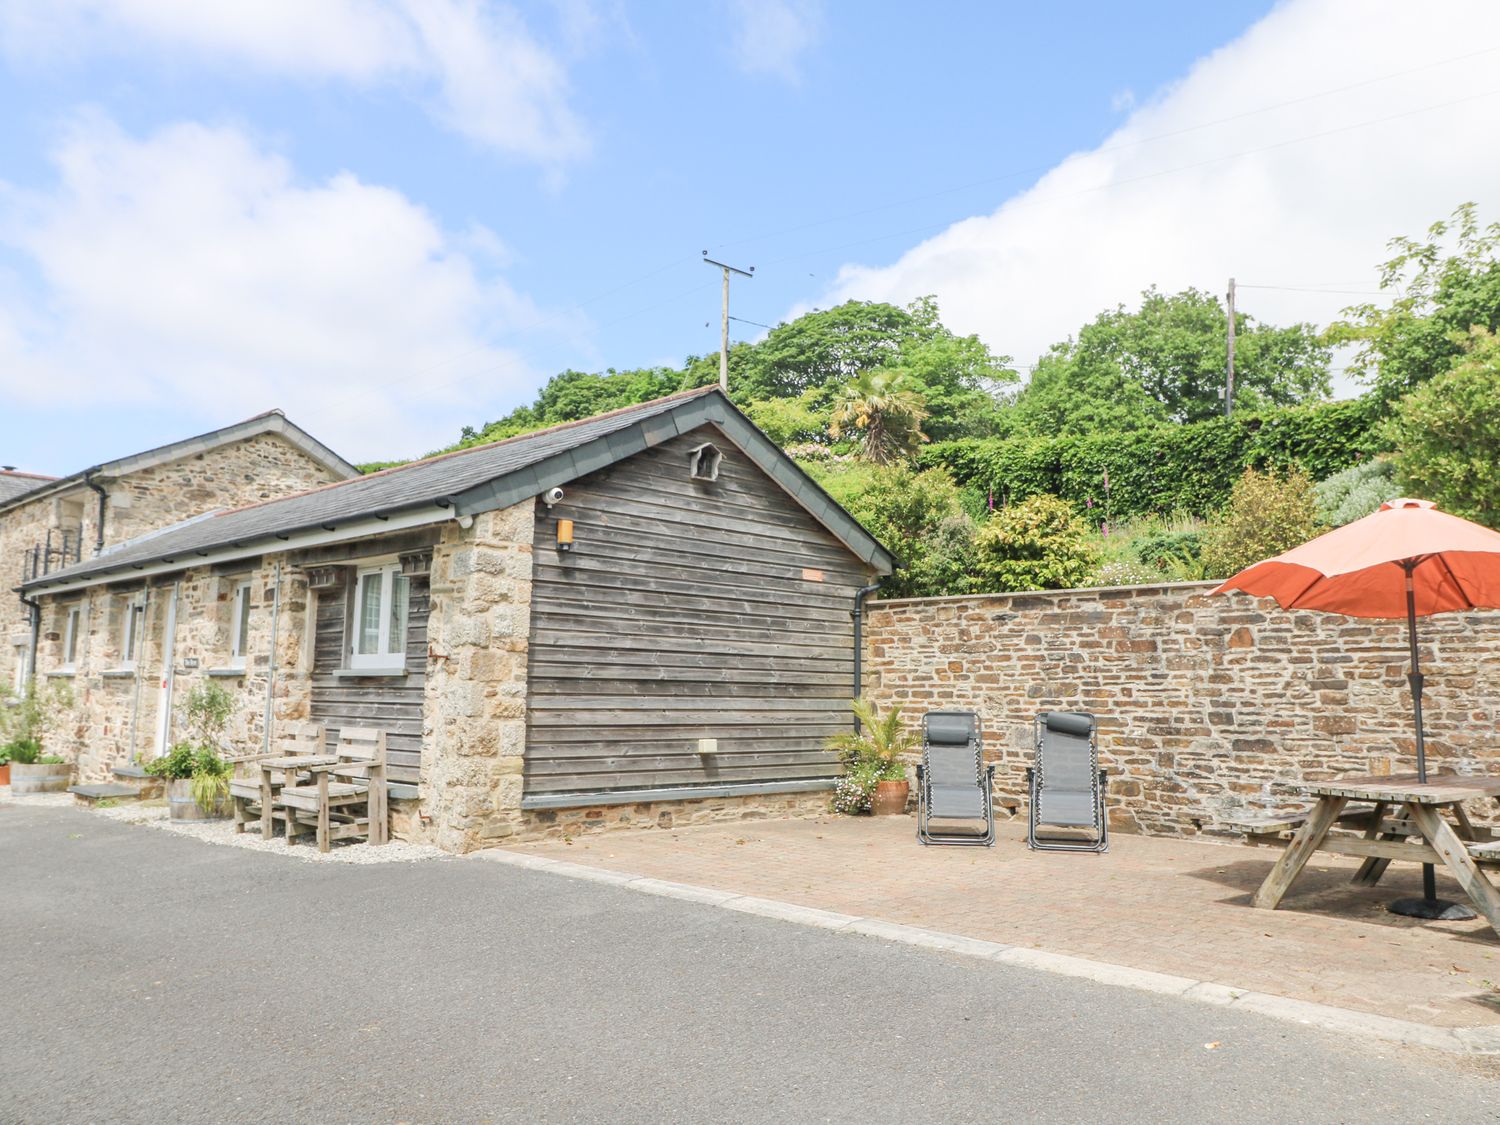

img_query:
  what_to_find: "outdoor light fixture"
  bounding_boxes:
[556,518,574,552]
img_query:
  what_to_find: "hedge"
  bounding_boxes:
[922,397,1385,521]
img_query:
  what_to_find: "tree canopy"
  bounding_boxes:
[1008,287,1331,434]
[1327,202,1500,406]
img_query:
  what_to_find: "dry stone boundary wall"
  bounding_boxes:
[863,582,1500,835]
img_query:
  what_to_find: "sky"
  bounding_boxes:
[1,0,1498,473]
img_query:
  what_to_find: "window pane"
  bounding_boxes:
[356,572,383,655]
[234,587,252,657]
[388,573,410,658]
[65,610,78,664]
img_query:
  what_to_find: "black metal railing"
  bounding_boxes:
[20,527,82,583]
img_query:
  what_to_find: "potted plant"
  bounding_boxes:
[826,699,915,816]
[2,681,73,793]
[145,683,236,820]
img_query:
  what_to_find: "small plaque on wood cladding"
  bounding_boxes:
[801,567,824,583]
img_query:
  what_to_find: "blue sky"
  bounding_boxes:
[2,1,1497,472]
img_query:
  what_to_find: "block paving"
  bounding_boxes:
[510,814,1500,1029]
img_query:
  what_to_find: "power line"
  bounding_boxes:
[709,44,1500,255]
[755,85,1500,271]
[1237,283,1385,296]
[334,60,1500,432]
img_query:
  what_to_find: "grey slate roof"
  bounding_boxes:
[22,386,895,592]
[0,472,56,505]
[0,409,358,517]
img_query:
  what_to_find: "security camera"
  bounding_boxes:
[542,486,565,506]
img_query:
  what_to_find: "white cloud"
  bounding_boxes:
[819,0,1500,385]
[728,0,821,82]
[0,115,557,459]
[0,0,588,165]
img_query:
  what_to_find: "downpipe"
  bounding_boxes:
[21,592,41,690]
[83,471,108,556]
[261,563,283,756]
[850,580,884,732]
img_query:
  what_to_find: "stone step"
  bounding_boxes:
[112,764,152,780]
[70,783,143,806]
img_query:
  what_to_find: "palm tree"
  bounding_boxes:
[827,368,929,464]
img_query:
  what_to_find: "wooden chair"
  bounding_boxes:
[281,727,388,852]
[230,722,326,835]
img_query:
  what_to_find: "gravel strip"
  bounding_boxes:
[0,786,445,864]
[97,804,449,863]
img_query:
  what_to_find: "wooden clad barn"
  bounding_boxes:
[524,426,878,805]
[20,386,895,848]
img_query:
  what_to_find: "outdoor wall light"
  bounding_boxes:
[556,518,574,552]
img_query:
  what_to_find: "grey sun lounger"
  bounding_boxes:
[916,710,995,847]
[1027,711,1108,853]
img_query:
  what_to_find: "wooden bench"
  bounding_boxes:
[229,722,325,835]
[1223,802,1379,845]
[280,727,388,853]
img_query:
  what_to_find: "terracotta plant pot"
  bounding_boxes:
[0,762,10,786]
[870,779,910,816]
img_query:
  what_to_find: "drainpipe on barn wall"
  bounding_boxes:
[83,471,108,556]
[851,580,884,732]
[261,562,283,757]
[21,592,41,690]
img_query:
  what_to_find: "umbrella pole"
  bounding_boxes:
[1388,562,1474,921]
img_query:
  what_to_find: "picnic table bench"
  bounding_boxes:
[1251,773,1500,939]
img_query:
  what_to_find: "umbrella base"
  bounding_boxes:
[1387,896,1477,922]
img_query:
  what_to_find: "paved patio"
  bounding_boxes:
[508,815,1500,1029]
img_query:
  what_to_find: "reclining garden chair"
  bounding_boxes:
[1027,711,1108,853]
[916,710,995,847]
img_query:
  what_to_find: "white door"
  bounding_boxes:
[153,584,179,756]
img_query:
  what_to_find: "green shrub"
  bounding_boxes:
[1130,528,1204,569]
[0,680,72,759]
[921,397,1382,523]
[4,738,43,765]
[1385,327,1500,528]
[144,743,198,781]
[974,495,1101,592]
[808,460,977,598]
[1313,459,1396,527]
[1200,467,1319,579]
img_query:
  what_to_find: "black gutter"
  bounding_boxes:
[851,580,884,731]
[21,591,40,691]
[83,470,107,556]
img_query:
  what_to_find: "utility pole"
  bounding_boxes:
[1225,276,1236,419]
[703,253,754,392]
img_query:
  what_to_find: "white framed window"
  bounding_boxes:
[349,563,410,671]
[228,581,253,668]
[121,598,145,670]
[11,643,26,695]
[62,605,82,669]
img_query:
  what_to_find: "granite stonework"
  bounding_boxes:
[38,556,314,783]
[414,503,536,853]
[2,431,345,692]
[862,582,1500,836]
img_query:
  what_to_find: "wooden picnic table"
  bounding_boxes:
[1252,772,1500,938]
[258,755,339,839]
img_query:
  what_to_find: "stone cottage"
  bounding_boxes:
[3,411,357,696]
[20,387,895,851]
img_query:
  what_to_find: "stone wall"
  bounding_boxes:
[417,502,536,852]
[863,583,1500,836]
[100,432,344,547]
[2,431,346,694]
[35,556,313,782]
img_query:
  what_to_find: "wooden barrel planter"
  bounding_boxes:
[166,779,229,821]
[10,761,71,794]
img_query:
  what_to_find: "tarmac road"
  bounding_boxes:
[3,803,1498,1124]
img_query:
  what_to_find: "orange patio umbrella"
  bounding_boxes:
[1213,498,1500,920]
